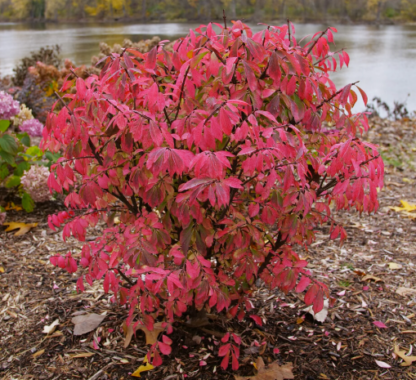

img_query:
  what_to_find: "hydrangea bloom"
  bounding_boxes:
[0,212,6,225]
[12,104,34,127]
[0,91,20,119]
[19,118,44,137]
[21,166,52,203]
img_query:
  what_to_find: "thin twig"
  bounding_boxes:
[315,48,345,65]
[173,65,191,120]
[306,28,329,56]
[287,19,291,46]
[223,9,227,29]
[316,81,359,109]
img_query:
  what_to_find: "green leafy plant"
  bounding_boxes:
[0,92,60,211]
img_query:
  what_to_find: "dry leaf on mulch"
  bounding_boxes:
[394,345,416,366]
[234,357,294,380]
[136,322,166,345]
[71,313,106,336]
[132,356,155,377]
[3,222,38,236]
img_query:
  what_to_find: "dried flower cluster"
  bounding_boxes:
[12,103,34,127]
[21,165,52,203]
[91,37,172,67]
[0,90,20,119]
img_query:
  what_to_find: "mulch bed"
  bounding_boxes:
[0,117,416,380]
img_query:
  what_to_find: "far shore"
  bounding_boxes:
[0,17,413,27]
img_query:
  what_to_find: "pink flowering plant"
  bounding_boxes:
[43,21,383,369]
[0,90,59,212]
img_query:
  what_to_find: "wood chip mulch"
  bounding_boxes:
[0,117,416,380]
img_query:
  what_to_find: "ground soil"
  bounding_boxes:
[1,117,416,380]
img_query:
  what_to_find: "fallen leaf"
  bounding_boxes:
[132,355,154,377]
[234,357,294,380]
[71,352,95,358]
[43,319,60,334]
[389,200,416,219]
[136,322,165,345]
[32,349,45,359]
[3,222,38,236]
[394,345,416,366]
[396,287,416,297]
[5,203,22,211]
[388,263,402,270]
[296,317,304,324]
[361,275,383,283]
[123,321,134,348]
[47,331,64,338]
[0,267,4,273]
[71,313,106,336]
[373,321,388,329]
[303,299,329,323]
[375,360,391,368]
[402,178,414,184]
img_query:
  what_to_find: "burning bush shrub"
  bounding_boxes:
[43,21,384,369]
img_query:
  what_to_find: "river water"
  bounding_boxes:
[1,22,415,111]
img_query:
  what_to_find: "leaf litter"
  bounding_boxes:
[0,117,416,379]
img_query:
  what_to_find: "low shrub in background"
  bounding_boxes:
[12,45,62,87]
[43,21,384,369]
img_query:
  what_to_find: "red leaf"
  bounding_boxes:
[186,260,200,279]
[296,276,311,293]
[219,343,231,357]
[249,315,262,326]
[158,341,172,355]
[220,351,230,370]
[304,284,319,305]
[356,86,368,106]
[312,288,324,313]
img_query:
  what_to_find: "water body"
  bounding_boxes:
[0,22,415,111]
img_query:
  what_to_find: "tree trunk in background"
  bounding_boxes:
[254,0,264,21]
[142,0,146,21]
[203,0,211,21]
[301,0,307,22]
[281,0,287,20]
[109,0,114,18]
[122,0,128,17]
[376,1,382,24]
[322,0,329,23]
[230,0,237,19]
[79,0,86,19]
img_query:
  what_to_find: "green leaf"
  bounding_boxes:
[0,150,15,166]
[5,175,20,188]
[45,151,61,163]
[0,120,10,133]
[0,134,18,154]
[14,161,30,176]
[26,146,43,158]
[0,164,9,180]
[17,133,31,147]
[22,192,35,212]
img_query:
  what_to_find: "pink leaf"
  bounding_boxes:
[375,360,391,368]
[373,321,388,329]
